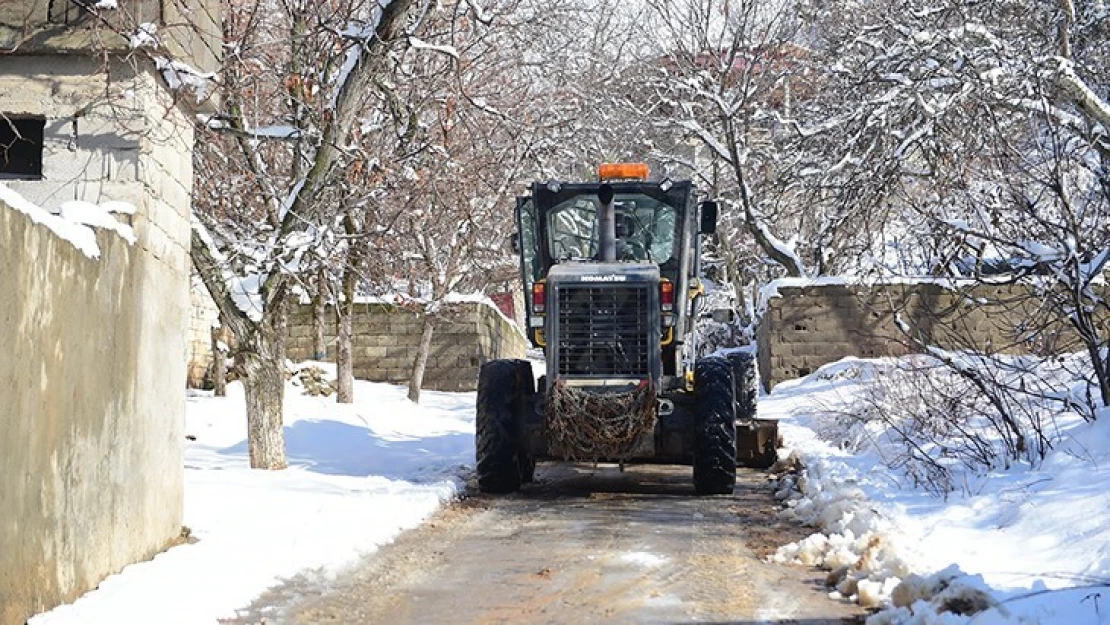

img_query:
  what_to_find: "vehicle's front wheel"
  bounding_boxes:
[693,357,737,495]
[476,359,534,493]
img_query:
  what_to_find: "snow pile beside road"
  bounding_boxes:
[31,368,476,625]
[763,356,1110,624]
[771,449,913,609]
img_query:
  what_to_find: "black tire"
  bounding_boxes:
[693,357,737,495]
[726,351,758,421]
[476,359,534,493]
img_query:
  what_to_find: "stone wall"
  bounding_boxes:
[187,275,220,388]
[757,280,1101,391]
[0,61,192,624]
[286,302,529,392]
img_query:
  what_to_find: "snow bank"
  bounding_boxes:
[30,370,476,625]
[762,356,1110,624]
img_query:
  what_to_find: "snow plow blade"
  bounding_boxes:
[736,419,779,469]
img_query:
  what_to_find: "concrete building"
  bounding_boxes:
[0,2,218,623]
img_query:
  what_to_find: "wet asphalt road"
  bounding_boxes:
[225,463,865,625]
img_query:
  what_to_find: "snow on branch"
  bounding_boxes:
[1051,57,1110,131]
[750,210,808,277]
[677,119,732,163]
[191,219,265,323]
[154,56,218,104]
[407,36,459,59]
[463,0,493,25]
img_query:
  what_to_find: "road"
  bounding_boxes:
[227,464,865,625]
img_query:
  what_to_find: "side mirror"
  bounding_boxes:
[699,200,718,235]
[509,231,520,254]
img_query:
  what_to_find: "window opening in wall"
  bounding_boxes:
[0,116,45,180]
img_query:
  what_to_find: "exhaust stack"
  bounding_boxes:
[598,183,616,262]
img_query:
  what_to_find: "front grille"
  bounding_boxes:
[555,284,651,376]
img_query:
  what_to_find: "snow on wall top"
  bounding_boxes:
[756,275,989,313]
[0,183,137,259]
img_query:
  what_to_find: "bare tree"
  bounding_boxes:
[844,0,1109,409]
[190,0,429,468]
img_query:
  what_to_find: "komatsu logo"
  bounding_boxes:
[579,274,628,283]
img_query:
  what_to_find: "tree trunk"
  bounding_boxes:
[312,267,327,361]
[1087,341,1110,410]
[715,227,752,326]
[242,314,287,469]
[210,325,226,398]
[723,128,806,278]
[408,313,435,403]
[336,265,356,404]
[191,229,288,470]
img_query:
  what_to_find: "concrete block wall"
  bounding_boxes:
[0,1,221,78]
[757,281,1099,391]
[0,184,189,622]
[187,275,220,387]
[0,58,193,625]
[285,302,529,392]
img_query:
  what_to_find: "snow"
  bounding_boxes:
[763,355,1110,624]
[191,220,265,322]
[678,118,732,162]
[30,367,473,625]
[1053,57,1110,129]
[242,125,302,139]
[129,23,158,49]
[0,183,136,259]
[620,552,668,568]
[463,0,493,24]
[408,36,459,59]
[153,57,217,103]
[754,216,807,276]
[59,200,136,245]
[228,273,264,322]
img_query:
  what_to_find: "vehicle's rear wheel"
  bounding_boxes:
[726,351,758,421]
[476,359,534,493]
[693,357,737,495]
[726,351,778,469]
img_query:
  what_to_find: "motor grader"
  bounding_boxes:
[476,163,778,494]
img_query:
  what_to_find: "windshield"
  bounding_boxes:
[547,193,678,263]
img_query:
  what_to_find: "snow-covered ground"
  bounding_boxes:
[765,355,1110,625]
[30,364,473,625]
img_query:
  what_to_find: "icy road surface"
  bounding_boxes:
[228,463,865,624]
